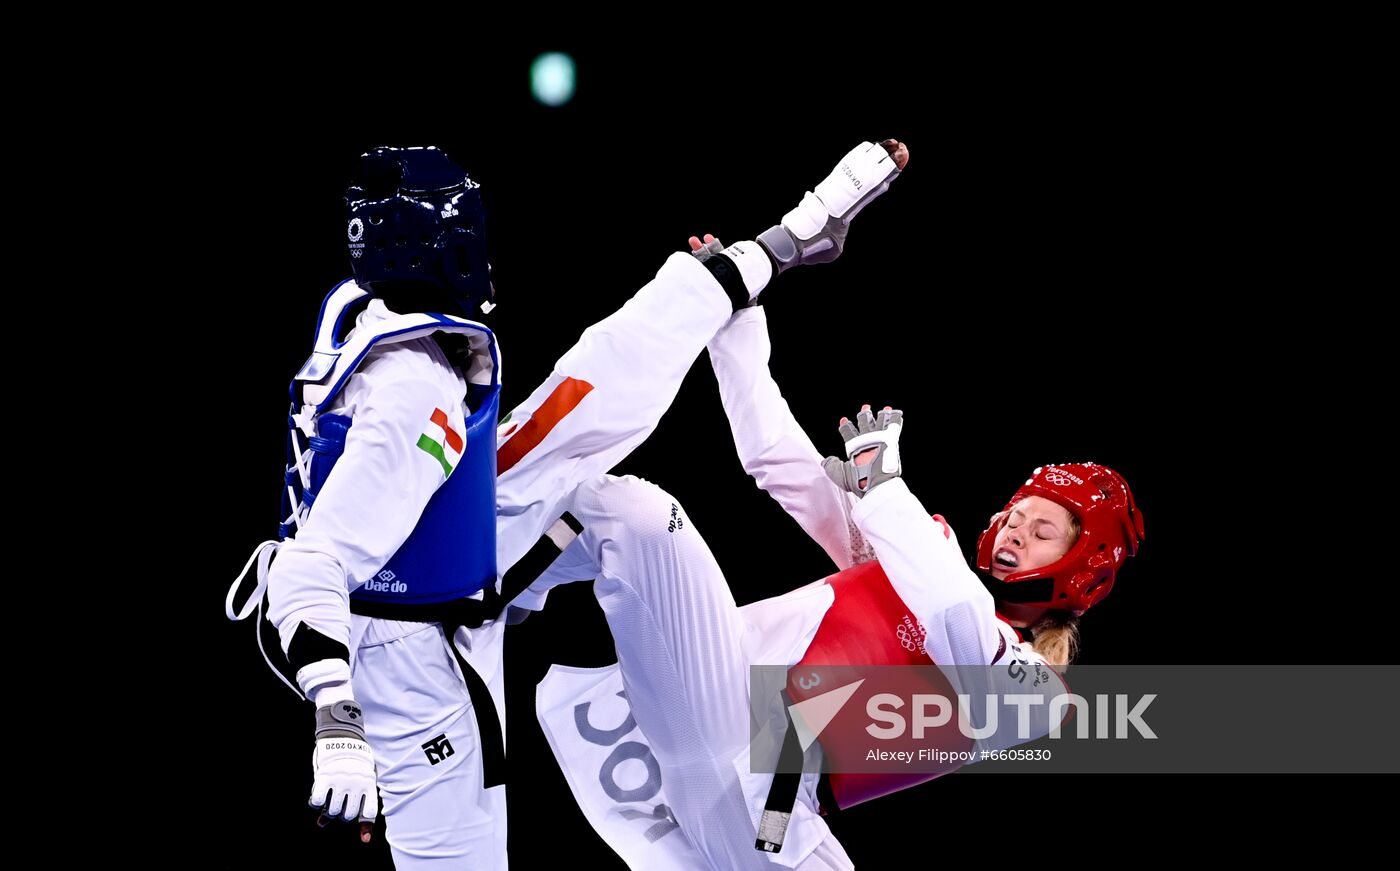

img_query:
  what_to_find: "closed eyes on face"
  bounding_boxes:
[1006,504,1068,543]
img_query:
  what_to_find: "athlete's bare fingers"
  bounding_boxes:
[879,139,909,170]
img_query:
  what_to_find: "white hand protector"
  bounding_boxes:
[309,700,378,825]
[823,404,903,497]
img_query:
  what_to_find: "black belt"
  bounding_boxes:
[756,692,807,853]
[442,621,508,787]
[348,590,502,626]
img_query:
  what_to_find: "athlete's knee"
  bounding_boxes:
[575,474,692,551]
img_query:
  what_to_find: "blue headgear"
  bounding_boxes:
[345,146,492,317]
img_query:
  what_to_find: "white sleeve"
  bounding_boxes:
[266,343,461,659]
[495,251,733,573]
[850,478,1003,666]
[706,306,858,570]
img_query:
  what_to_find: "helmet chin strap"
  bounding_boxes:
[978,571,1064,639]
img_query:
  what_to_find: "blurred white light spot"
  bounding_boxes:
[531,53,576,107]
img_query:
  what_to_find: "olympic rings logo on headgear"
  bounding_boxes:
[1044,472,1075,487]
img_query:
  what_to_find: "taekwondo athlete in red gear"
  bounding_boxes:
[530,216,1144,869]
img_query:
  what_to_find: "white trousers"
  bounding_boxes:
[567,474,854,870]
[352,617,508,869]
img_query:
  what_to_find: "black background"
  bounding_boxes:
[170,46,1381,868]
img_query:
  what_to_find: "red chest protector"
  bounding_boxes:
[785,557,973,811]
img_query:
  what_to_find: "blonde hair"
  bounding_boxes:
[1027,613,1080,670]
[1025,510,1083,671]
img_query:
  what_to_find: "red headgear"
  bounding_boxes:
[975,463,1144,613]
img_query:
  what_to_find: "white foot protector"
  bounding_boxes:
[758,140,906,272]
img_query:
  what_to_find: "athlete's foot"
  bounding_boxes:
[757,139,909,274]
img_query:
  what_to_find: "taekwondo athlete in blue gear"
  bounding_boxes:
[228,146,512,863]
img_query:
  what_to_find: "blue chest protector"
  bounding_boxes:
[281,279,501,604]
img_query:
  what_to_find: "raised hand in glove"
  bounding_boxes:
[822,404,903,497]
